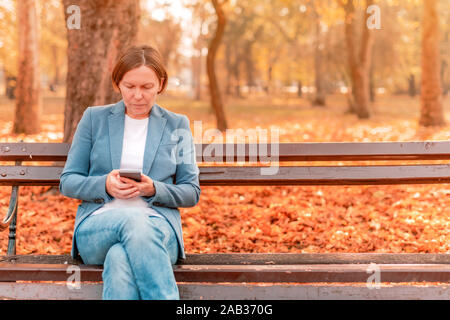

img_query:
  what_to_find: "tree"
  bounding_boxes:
[13,0,41,134]
[0,1,18,95]
[207,0,228,131]
[138,11,182,70]
[62,0,140,143]
[186,0,212,101]
[247,29,265,93]
[312,0,326,106]
[40,0,67,90]
[261,0,330,103]
[222,1,252,98]
[340,0,374,119]
[419,0,445,126]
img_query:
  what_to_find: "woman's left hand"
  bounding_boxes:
[119,173,156,198]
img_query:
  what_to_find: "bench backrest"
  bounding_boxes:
[0,142,450,186]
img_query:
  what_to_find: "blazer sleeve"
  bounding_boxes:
[59,107,113,203]
[145,115,201,208]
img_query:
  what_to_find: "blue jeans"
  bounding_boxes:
[75,208,179,300]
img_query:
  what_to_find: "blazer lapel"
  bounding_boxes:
[108,100,126,170]
[143,104,167,175]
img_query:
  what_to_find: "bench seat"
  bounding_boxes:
[1,253,448,283]
[1,142,450,299]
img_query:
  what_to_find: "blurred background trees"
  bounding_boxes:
[13,0,41,134]
[0,0,449,137]
[419,0,445,126]
[207,0,228,131]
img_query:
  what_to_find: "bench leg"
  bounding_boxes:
[7,205,17,256]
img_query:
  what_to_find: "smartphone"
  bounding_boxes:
[119,169,142,182]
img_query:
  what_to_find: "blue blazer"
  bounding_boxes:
[59,100,201,260]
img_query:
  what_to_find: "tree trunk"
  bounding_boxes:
[297,80,303,98]
[232,51,242,98]
[265,48,280,96]
[312,3,325,106]
[13,0,41,134]
[191,52,202,100]
[408,74,416,97]
[62,0,140,143]
[225,42,232,96]
[51,45,60,89]
[243,25,263,96]
[440,60,447,95]
[191,32,203,101]
[369,64,375,102]
[342,0,373,119]
[243,52,255,95]
[265,65,273,95]
[419,0,445,126]
[207,0,228,131]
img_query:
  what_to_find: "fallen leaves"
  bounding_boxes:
[0,175,448,255]
[0,186,80,254]
[181,185,449,254]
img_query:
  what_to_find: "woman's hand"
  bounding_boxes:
[105,169,139,199]
[122,173,156,197]
[106,170,156,199]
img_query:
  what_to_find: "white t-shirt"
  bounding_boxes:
[91,114,162,217]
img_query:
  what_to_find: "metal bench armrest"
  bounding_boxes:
[0,185,19,231]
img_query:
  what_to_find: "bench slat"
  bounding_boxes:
[3,253,449,265]
[2,142,450,162]
[199,165,450,185]
[0,143,70,161]
[0,166,63,186]
[179,253,450,265]
[0,262,448,283]
[1,282,449,300]
[1,164,450,186]
[174,264,450,283]
[196,142,450,162]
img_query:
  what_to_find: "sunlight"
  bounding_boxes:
[143,0,194,57]
[0,0,14,11]
[144,0,192,23]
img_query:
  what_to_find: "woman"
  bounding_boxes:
[59,45,201,300]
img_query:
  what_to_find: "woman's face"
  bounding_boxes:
[118,65,163,119]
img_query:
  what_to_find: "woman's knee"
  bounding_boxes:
[103,243,135,279]
[103,243,137,287]
[104,243,128,265]
[95,210,173,259]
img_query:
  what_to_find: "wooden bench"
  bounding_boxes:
[1,141,449,300]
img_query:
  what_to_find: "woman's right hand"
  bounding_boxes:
[105,170,139,199]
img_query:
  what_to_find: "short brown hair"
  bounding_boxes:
[112,45,168,94]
